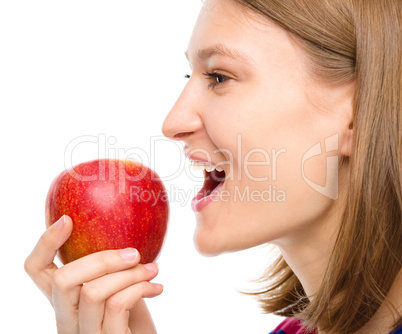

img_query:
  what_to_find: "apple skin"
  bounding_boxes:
[45,159,169,264]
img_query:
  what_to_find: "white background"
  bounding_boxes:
[1,1,282,332]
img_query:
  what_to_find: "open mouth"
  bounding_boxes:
[190,161,227,209]
[199,168,226,199]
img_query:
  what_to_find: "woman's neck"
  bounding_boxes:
[273,205,341,299]
[276,227,401,333]
[355,270,402,334]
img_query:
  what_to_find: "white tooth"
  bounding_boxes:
[191,161,207,166]
[190,161,209,172]
[190,164,207,171]
[189,161,224,173]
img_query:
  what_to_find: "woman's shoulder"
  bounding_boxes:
[269,318,316,334]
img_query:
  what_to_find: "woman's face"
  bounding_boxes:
[162,0,352,255]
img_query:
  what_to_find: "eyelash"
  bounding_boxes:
[203,72,230,89]
[184,72,230,89]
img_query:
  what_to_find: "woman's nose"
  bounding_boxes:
[162,84,203,141]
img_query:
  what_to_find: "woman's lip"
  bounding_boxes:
[185,153,227,172]
[191,180,225,212]
[185,153,212,164]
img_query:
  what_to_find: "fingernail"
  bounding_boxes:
[120,248,138,261]
[144,263,158,272]
[53,215,65,230]
[152,283,163,291]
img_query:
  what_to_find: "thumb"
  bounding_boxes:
[24,215,73,299]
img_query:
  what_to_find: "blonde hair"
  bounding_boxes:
[233,0,402,332]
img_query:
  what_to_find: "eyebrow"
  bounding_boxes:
[185,43,254,65]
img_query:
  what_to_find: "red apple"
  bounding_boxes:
[45,159,169,264]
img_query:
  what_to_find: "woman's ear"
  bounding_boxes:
[310,77,355,157]
[328,78,354,158]
[340,119,353,157]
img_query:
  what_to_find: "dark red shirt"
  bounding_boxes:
[269,318,316,334]
[269,318,402,334]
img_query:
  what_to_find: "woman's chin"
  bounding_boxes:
[193,230,224,257]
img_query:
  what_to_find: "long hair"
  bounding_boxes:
[233,0,402,332]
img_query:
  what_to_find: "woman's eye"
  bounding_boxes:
[203,72,230,89]
[184,74,191,79]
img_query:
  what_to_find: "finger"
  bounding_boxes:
[53,247,141,290]
[24,215,73,299]
[51,247,141,328]
[78,263,159,334]
[102,281,163,334]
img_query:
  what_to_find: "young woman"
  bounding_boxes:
[25,0,401,333]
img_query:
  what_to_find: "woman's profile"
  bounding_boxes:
[25,0,401,333]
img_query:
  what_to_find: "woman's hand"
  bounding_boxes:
[24,215,163,334]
